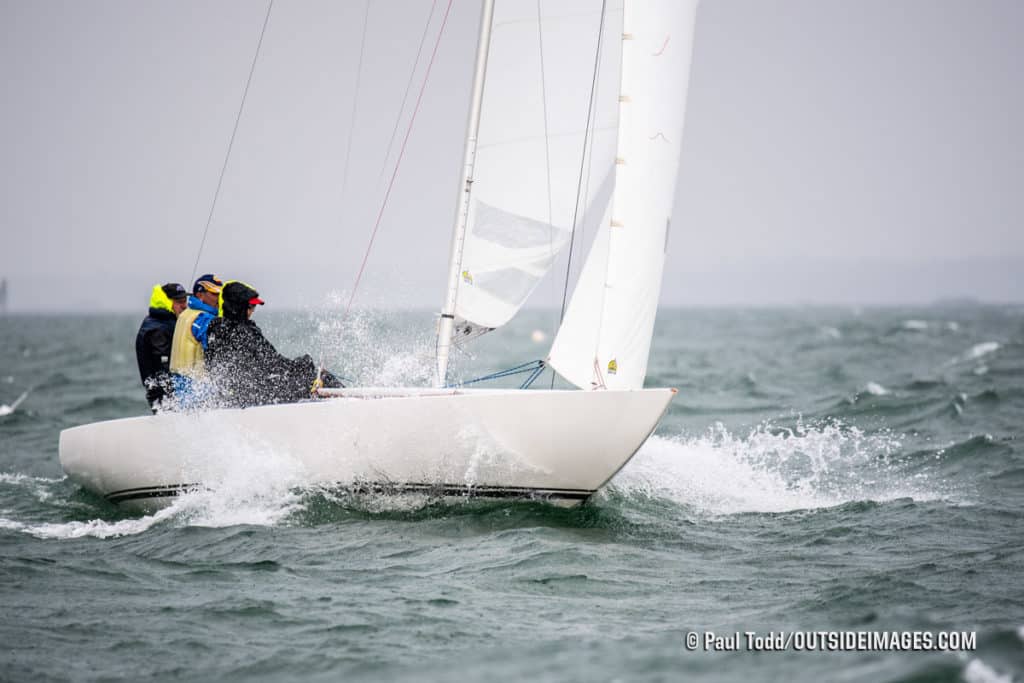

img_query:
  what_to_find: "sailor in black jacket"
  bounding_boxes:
[135,283,188,411]
[205,281,343,408]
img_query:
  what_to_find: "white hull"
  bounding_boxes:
[59,388,675,510]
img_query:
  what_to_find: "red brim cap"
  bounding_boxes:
[248,297,265,305]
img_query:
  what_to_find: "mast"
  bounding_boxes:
[435,0,496,387]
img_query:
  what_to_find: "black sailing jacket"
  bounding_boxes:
[205,317,320,408]
[135,307,177,408]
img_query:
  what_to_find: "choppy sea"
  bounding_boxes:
[1,306,1022,682]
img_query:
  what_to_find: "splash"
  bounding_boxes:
[287,300,435,387]
[152,412,311,528]
[611,420,947,515]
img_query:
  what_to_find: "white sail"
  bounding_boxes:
[452,0,623,332]
[547,0,699,389]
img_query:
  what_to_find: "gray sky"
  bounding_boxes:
[1,0,1021,312]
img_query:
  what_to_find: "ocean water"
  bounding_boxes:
[1,306,1022,682]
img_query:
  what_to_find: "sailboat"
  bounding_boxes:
[59,0,699,510]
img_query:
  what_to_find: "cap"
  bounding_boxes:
[193,274,223,295]
[161,283,188,300]
[248,296,265,306]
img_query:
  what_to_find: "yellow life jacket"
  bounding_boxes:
[170,307,205,377]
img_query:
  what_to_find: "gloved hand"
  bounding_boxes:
[319,369,345,388]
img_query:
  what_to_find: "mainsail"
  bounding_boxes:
[451,0,623,333]
[547,0,699,390]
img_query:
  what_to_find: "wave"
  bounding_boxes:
[608,421,955,515]
[65,395,145,417]
[0,508,178,540]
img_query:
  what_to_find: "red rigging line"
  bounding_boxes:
[375,0,441,190]
[344,0,457,317]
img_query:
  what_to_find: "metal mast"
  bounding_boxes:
[434,0,496,387]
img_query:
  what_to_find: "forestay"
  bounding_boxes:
[452,0,624,332]
[547,0,699,390]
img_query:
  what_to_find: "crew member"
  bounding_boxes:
[135,282,188,411]
[205,281,343,407]
[170,273,223,379]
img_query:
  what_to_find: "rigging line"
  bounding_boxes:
[449,360,544,388]
[575,9,610,292]
[189,0,274,283]
[374,0,439,190]
[556,0,607,327]
[344,0,456,317]
[535,0,556,338]
[339,0,373,211]
[550,0,608,389]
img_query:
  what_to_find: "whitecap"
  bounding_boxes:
[965,342,1000,360]
[863,381,890,396]
[819,326,841,340]
[0,389,29,417]
[609,421,944,515]
[963,658,1013,683]
[973,365,989,376]
[902,320,929,330]
[946,321,960,332]
[1017,624,1024,643]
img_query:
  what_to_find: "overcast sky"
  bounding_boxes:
[1,0,1021,312]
